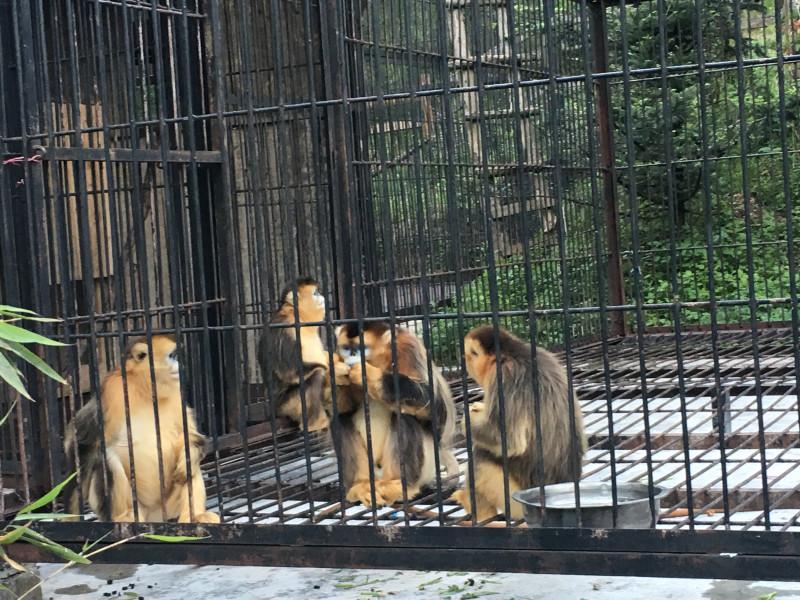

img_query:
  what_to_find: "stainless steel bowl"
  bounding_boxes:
[512,482,668,529]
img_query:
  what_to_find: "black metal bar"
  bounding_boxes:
[590,3,626,339]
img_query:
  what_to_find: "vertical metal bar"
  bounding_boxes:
[654,0,694,528]
[693,0,731,527]
[579,0,618,526]
[467,0,514,524]
[773,0,800,468]
[148,0,184,518]
[267,0,319,518]
[176,0,210,522]
[207,0,251,519]
[10,0,51,498]
[94,0,147,522]
[590,4,626,339]
[320,0,356,318]
[432,0,477,525]
[731,0,770,529]
[542,0,582,526]
[617,0,657,522]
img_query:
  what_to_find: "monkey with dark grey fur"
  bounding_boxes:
[258,278,332,432]
[451,325,586,521]
[330,321,458,507]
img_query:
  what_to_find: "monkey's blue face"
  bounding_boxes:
[166,348,180,379]
[338,346,370,367]
[312,288,325,311]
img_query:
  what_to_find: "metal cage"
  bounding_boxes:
[3,0,800,580]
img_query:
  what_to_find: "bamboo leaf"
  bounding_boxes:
[0,525,29,545]
[0,306,61,323]
[11,513,78,522]
[81,531,112,553]
[0,547,26,572]
[0,306,38,316]
[16,473,76,516]
[0,352,32,400]
[0,339,67,384]
[141,534,210,542]
[0,322,67,346]
[0,398,18,427]
[20,532,90,565]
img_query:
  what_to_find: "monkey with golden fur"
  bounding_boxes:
[451,325,587,521]
[63,335,219,523]
[258,277,333,432]
[329,321,458,507]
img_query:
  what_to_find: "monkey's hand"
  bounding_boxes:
[348,362,380,385]
[334,361,351,386]
[468,401,488,427]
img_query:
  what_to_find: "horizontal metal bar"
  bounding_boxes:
[37,146,222,164]
[3,53,798,147]
[9,523,800,580]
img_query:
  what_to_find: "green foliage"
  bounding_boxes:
[428,258,600,366]
[0,306,66,401]
[606,0,800,329]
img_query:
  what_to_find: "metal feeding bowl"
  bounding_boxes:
[512,482,667,529]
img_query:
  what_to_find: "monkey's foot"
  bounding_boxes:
[376,479,418,506]
[196,511,221,524]
[450,489,498,522]
[306,414,330,433]
[450,489,471,513]
[346,481,386,507]
[112,510,136,522]
[178,510,221,524]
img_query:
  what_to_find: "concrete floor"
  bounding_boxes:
[33,563,800,600]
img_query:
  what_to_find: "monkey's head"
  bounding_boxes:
[279,277,325,322]
[125,335,180,383]
[464,325,523,387]
[335,322,394,370]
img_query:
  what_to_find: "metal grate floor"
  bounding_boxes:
[202,329,800,531]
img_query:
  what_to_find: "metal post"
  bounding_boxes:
[591,2,627,337]
[320,0,356,317]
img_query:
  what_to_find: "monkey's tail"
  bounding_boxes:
[442,449,460,480]
[61,438,82,522]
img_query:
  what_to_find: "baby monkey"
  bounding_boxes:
[258,277,331,432]
[330,322,458,507]
[63,335,219,523]
[452,325,586,521]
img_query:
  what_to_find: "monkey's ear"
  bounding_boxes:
[380,329,393,345]
[283,290,296,307]
[334,325,344,338]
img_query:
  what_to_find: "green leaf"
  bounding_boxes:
[0,339,66,384]
[0,352,32,400]
[0,525,29,545]
[16,473,76,516]
[0,322,66,346]
[0,397,18,427]
[0,305,61,323]
[81,531,112,553]
[0,546,26,571]
[11,513,78,522]
[0,306,38,316]
[20,531,90,564]
[141,534,210,543]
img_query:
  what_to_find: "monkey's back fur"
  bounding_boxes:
[471,327,587,490]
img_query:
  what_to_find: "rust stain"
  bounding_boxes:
[590,529,608,539]
[380,525,399,542]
